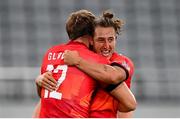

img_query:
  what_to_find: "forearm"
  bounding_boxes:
[36,83,42,97]
[35,72,57,97]
[32,100,41,118]
[63,50,126,84]
[110,82,137,112]
[35,75,42,97]
[76,58,125,84]
[117,111,134,118]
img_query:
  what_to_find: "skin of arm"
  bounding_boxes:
[32,100,41,118]
[33,73,57,117]
[110,82,136,112]
[63,50,137,112]
[117,111,134,118]
[63,50,126,84]
[35,72,57,97]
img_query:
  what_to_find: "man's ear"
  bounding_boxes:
[89,38,93,45]
[89,38,94,50]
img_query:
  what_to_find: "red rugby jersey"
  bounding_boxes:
[89,52,135,118]
[39,41,109,118]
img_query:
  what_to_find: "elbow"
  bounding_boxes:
[127,98,137,112]
[103,72,125,84]
[109,75,125,85]
[126,95,137,112]
[111,66,128,84]
[105,75,120,84]
[127,98,137,111]
[110,70,127,85]
[101,73,118,84]
[118,96,137,112]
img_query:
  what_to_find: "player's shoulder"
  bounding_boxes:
[120,54,133,64]
[111,52,134,68]
[46,43,66,52]
[82,49,107,60]
[112,52,132,61]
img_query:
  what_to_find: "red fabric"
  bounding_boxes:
[89,52,135,118]
[40,41,108,118]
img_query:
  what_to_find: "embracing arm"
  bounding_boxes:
[117,111,134,118]
[32,100,41,118]
[35,72,57,97]
[110,82,136,112]
[63,50,127,84]
[63,50,136,112]
[33,73,57,117]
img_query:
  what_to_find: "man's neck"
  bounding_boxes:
[73,36,90,48]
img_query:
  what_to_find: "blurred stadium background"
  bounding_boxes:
[0,0,180,117]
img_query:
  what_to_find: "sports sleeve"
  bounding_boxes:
[103,61,130,92]
[105,59,134,92]
[110,62,129,81]
[109,53,135,89]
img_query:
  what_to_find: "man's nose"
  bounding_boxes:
[103,40,110,48]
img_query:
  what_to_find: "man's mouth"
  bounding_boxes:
[101,50,111,57]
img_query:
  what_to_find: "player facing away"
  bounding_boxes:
[39,9,109,118]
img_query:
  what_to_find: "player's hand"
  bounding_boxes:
[35,72,57,92]
[64,50,81,66]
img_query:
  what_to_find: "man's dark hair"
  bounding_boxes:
[94,10,124,35]
[66,10,95,40]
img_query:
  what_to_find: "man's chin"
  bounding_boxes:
[102,54,111,59]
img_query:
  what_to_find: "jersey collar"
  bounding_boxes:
[66,40,89,49]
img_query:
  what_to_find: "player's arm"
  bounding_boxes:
[63,50,127,84]
[109,82,136,112]
[117,111,134,118]
[35,72,57,97]
[32,100,41,118]
[63,50,136,112]
[35,48,58,97]
[34,73,57,117]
